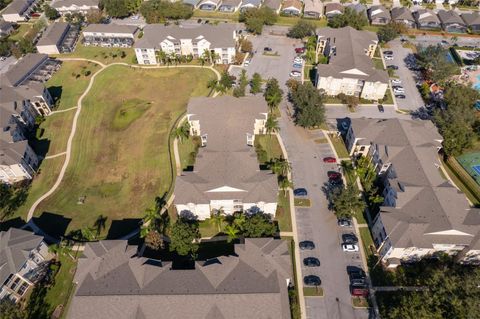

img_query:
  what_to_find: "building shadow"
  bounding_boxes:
[48,86,63,108]
[106,218,142,239]
[32,212,71,240]
[0,217,26,232]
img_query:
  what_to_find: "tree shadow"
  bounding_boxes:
[106,218,142,239]
[32,212,71,240]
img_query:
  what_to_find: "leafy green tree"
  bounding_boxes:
[433,83,479,156]
[242,213,277,237]
[210,209,224,233]
[233,69,248,97]
[416,45,460,84]
[264,78,283,110]
[0,299,24,319]
[278,175,293,195]
[219,71,234,90]
[265,115,280,136]
[86,9,104,23]
[332,185,366,219]
[377,23,400,43]
[233,212,246,231]
[271,157,291,177]
[169,219,200,256]
[240,38,253,53]
[145,230,165,250]
[287,20,316,38]
[328,7,368,30]
[239,7,278,34]
[250,72,263,94]
[290,83,325,128]
[100,0,141,18]
[173,121,190,143]
[44,5,59,20]
[140,0,192,23]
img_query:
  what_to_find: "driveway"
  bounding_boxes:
[279,110,369,319]
[383,41,424,111]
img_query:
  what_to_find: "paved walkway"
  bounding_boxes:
[26,59,221,222]
[44,152,66,160]
[50,106,78,114]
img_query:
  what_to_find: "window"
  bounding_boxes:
[18,282,28,295]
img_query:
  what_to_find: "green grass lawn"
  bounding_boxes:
[441,156,480,206]
[33,66,216,237]
[328,134,350,158]
[57,45,136,65]
[359,226,375,258]
[199,219,224,237]
[192,10,239,21]
[8,23,33,42]
[177,136,201,170]
[303,287,324,296]
[294,198,311,207]
[352,297,369,308]
[43,249,78,318]
[382,88,394,105]
[34,111,75,157]
[276,16,328,27]
[47,61,100,111]
[372,58,385,70]
[255,134,284,163]
[276,192,292,232]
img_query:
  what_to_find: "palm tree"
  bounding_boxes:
[271,157,291,177]
[202,49,212,64]
[266,91,282,111]
[173,121,190,143]
[278,176,293,195]
[233,213,246,231]
[265,115,280,156]
[210,209,225,233]
[207,79,218,93]
[224,225,240,243]
[80,227,96,241]
[157,51,167,65]
[211,52,220,65]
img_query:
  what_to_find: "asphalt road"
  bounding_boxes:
[278,107,369,319]
[383,41,425,111]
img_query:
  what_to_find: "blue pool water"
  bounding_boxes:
[474,74,480,91]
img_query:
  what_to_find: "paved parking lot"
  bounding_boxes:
[0,56,17,74]
[230,32,302,90]
[383,41,425,111]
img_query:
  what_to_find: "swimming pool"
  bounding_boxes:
[474,74,480,91]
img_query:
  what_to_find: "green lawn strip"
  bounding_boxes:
[441,156,480,206]
[359,226,375,259]
[328,134,350,158]
[255,134,283,163]
[43,250,78,317]
[177,136,201,171]
[192,10,239,20]
[294,198,311,207]
[57,45,135,65]
[198,219,224,238]
[33,110,75,157]
[352,296,369,308]
[382,89,394,105]
[35,66,216,237]
[372,58,385,70]
[303,287,324,297]
[285,237,301,319]
[276,192,292,232]
[47,60,100,111]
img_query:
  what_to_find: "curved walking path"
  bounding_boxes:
[27,58,221,222]
[44,152,66,160]
[50,106,78,115]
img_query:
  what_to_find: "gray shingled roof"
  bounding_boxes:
[368,5,390,21]
[263,0,282,10]
[324,2,343,14]
[414,9,440,24]
[68,238,292,319]
[303,0,323,14]
[135,24,236,50]
[2,0,33,15]
[462,12,480,26]
[350,118,480,250]
[315,27,389,83]
[0,139,28,166]
[51,0,98,9]
[0,228,44,286]
[174,96,278,205]
[3,53,48,87]
[0,20,14,31]
[390,7,414,23]
[437,10,465,25]
[37,22,69,47]
[83,23,138,35]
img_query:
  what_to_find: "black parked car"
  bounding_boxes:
[387,65,398,70]
[264,47,273,52]
[299,241,315,250]
[347,266,366,278]
[395,94,406,99]
[377,104,384,113]
[304,275,321,286]
[303,257,320,267]
[294,188,308,196]
[342,233,358,244]
[338,218,352,227]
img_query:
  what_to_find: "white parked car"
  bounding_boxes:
[384,55,394,61]
[244,60,250,67]
[391,79,402,85]
[342,244,359,252]
[393,87,405,94]
[293,57,303,63]
[290,71,301,77]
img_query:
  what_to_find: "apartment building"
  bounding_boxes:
[82,24,138,47]
[0,228,52,303]
[1,0,37,22]
[345,118,480,268]
[134,24,237,65]
[174,96,278,220]
[51,0,99,15]
[36,22,79,54]
[315,27,389,101]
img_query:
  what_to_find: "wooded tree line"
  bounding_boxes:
[100,0,192,22]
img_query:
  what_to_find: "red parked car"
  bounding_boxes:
[327,171,341,179]
[295,47,305,54]
[351,287,369,297]
[323,157,336,163]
